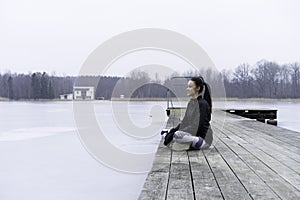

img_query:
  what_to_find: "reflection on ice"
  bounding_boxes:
[0,127,76,141]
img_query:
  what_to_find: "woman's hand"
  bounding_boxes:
[168,128,177,134]
[160,129,170,135]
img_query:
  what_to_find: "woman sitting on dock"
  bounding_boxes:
[163,76,213,150]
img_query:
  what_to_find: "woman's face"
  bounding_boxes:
[186,80,200,98]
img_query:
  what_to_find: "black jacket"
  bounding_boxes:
[173,96,213,144]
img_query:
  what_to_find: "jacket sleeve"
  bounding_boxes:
[197,100,210,136]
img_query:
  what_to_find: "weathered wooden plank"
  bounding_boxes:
[221,122,300,174]
[218,137,300,199]
[218,111,300,152]
[212,120,300,176]
[139,109,300,200]
[211,123,249,145]
[213,122,300,192]
[224,120,300,153]
[212,112,300,178]
[212,111,300,164]
[204,147,251,200]
[211,121,300,199]
[214,140,280,199]
[188,150,223,200]
[138,141,171,200]
[139,172,170,200]
[224,118,300,155]
[241,120,300,140]
[166,151,194,200]
[241,143,300,190]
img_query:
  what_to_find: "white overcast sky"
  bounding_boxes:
[0,0,299,76]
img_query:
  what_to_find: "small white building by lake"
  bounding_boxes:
[73,86,95,100]
[59,93,73,100]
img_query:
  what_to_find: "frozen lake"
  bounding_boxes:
[0,101,166,200]
[0,100,299,200]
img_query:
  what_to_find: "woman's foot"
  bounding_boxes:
[190,138,210,150]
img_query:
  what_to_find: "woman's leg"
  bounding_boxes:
[174,131,207,149]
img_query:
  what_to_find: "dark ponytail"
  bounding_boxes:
[190,76,212,113]
[203,82,212,113]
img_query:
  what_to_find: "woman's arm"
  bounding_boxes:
[197,99,210,136]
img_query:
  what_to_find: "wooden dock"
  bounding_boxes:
[138,109,300,200]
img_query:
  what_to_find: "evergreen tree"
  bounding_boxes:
[41,72,49,98]
[48,81,55,99]
[1,74,8,98]
[31,73,41,99]
[8,76,14,99]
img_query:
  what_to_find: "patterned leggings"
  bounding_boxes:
[173,131,205,149]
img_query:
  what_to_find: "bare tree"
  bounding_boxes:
[277,65,291,98]
[290,62,300,98]
[252,60,280,97]
[221,69,232,97]
[233,63,253,97]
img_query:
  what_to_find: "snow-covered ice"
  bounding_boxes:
[0,101,165,200]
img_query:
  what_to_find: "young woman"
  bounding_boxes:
[163,77,213,150]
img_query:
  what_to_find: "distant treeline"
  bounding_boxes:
[0,72,74,100]
[222,60,300,98]
[1,60,300,100]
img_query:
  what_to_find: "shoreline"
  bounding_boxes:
[213,97,300,102]
[2,97,300,102]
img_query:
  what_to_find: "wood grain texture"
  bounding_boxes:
[139,109,300,200]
